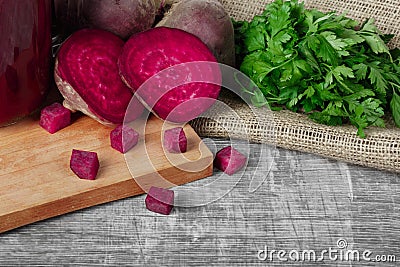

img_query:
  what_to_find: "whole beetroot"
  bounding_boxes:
[156,0,235,66]
[55,28,144,125]
[81,0,157,39]
[54,0,157,39]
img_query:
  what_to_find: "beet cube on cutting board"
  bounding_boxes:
[39,102,71,134]
[214,146,247,175]
[145,186,174,215]
[163,127,187,153]
[70,149,100,180]
[110,125,139,153]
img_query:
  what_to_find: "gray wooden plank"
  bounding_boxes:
[0,139,399,266]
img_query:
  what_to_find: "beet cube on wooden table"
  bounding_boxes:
[214,146,247,175]
[70,149,100,180]
[163,127,187,153]
[110,125,139,153]
[145,186,174,215]
[39,102,71,134]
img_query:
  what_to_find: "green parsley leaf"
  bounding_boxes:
[353,63,368,81]
[244,27,266,52]
[360,18,391,56]
[316,34,339,66]
[233,0,400,137]
[368,61,388,94]
[390,92,400,127]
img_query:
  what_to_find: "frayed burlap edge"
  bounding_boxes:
[191,94,400,173]
[190,0,400,173]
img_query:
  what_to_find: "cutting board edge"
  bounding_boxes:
[0,162,213,234]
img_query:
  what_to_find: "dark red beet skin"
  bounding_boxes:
[118,27,222,123]
[81,0,156,40]
[55,28,143,124]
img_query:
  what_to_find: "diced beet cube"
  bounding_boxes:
[39,102,71,134]
[70,149,99,180]
[163,127,187,153]
[110,125,139,153]
[145,186,174,215]
[214,146,247,175]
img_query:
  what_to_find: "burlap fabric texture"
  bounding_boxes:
[190,0,400,173]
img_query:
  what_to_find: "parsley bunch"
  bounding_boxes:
[233,0,400,137]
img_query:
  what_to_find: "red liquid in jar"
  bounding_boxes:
[0,0,51,126]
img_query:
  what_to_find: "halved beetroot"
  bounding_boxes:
[55,28,144,125]
[118,27,221,123]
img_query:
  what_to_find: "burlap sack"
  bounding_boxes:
[190,0,400,173]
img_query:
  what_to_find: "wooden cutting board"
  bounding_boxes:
[0,114,213,233]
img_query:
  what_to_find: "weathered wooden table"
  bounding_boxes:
[0,139,399,266]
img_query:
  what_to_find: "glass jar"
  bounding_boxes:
[0,0,52,126]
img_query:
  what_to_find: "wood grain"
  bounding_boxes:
[0,115,213,233]
[0,140,399,266]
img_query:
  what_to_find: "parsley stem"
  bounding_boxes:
[389,81,400,92]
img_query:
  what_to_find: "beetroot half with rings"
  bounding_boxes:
[118,26,222,123]
[54,28,144,125]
